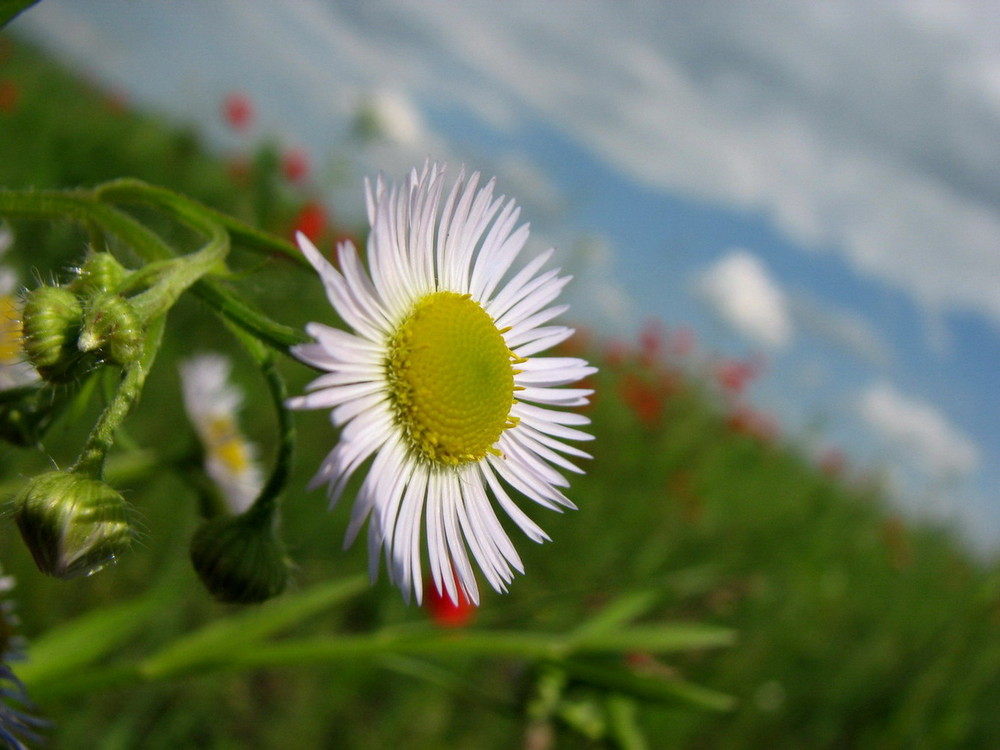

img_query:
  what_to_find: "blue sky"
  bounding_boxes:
[13,0,1000,551]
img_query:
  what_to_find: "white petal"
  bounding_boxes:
[286,380,384,412]
[515,357,598,387]
[479,463,551,544]
[473,221,530,303]
[503,304,571,344]
[514,401,593,428]
[486,248,555,318]
[507,325,575,356]
[516,386,594,407]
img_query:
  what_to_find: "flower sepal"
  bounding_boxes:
[78,291,143,366]
[69,250,129,297]
[20,285,90,382]
[11,470,135,579]
[190,511,291,604]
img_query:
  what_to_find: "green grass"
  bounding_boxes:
[1,33,999,749]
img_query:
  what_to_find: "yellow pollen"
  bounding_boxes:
[206,416,251,473]
[0,295,24,364]
[387,291,518,466]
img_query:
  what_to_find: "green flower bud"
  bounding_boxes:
[12,471,134,579]
[70,251,128,296]
[20,286,86,382]
[78,292,143,366]
[190,512,291,604]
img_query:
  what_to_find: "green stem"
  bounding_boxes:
[0,186,308,352]
[238,332,295,524]
[193,279,307,352]
[0,189,176,262]
[128,221,228,322]
[94,178,307,266]
[71,317,165,478]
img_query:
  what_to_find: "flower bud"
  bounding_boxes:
[12,471,134,579]
[20,286,85,382]
[69,251,128,296]
[190,513,291,604]
[78,292,142,366]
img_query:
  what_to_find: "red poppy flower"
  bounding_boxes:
[619,373,665,428]
[0,79,19,114]
[291,201,327,243]
[725,405,778,443]
[638,319,666,368]
[603,338,629,369]
[222,92,254,132]
[715,358,760,396]
[425,578,476,628]
[281,148,310,183]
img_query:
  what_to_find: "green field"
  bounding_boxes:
[1,34,998,750]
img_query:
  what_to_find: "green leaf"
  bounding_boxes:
[141,574,367,679]
[561,659,736,712]
[0,0,41,28]
[605,694,651,750]
[569,622,737,654]
[20,583,177,688]
[215,620,734,674]
[570,590,662,639]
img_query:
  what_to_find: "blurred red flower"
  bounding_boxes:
[638,319,666,368]
[425,579,476,628]
[666,325,696,359]
[0,79,19,114]
[291,200,327,243]
[282,148,310,183]
[226,156,252,186]
[603,338,629,369]
[715,358,760,396]
[725,404,778,443]
[619,373,666,428]
[222,91,254,132]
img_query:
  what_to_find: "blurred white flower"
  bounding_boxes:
[180,354,264,514]
[0,226,40,392]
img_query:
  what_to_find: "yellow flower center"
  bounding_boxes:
[206,416,252,474]
[0,295,23,364]
[387,291,520,466]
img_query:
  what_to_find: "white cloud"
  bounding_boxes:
[18,0,1000,327]
[859,380,980,480]
[698,249,792,349]
[789,295,893,368]
[255,0,1000,329]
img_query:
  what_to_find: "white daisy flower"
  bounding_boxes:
[288,162,596,606]
[180,354,264,514]
[0,226,40,392]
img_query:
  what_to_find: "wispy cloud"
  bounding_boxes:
[698,249,792,349]
[789,295,893,369]
[859,380,980,480]
[21,0,1000,331]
